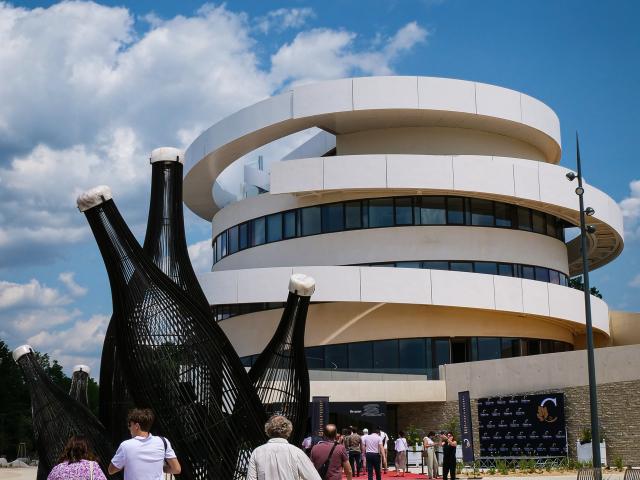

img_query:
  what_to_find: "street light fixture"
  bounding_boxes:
[566,133,602,469]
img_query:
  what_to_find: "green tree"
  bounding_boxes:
[569,276,603,299]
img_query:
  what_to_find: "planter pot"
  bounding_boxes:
[576,440,607,466]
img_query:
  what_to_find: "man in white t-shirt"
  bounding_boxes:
[108,408,181,480]
[361,427,384,480]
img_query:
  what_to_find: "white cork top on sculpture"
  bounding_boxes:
[289,273,316,297]
[76,185,113,212]
[12,344,33,362]
[73,364,91,374]
[150,147,184,164]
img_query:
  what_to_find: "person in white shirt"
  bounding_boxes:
[423,431,439,479]
[393,431,409,477]
[361,427,384,480]
[246,415,321,480]
[108,408,181,480]
[379,430,389,473]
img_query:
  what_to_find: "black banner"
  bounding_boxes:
[477,393,567,458]
[312,396,330,436]
[458,391,475,463]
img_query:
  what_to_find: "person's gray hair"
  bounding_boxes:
[264,415,293,439]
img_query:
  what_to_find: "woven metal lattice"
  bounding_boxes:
[15,350,113,479]
[69,369,90,407]
[83,197,267,479]
[100,160,210,446]
[249,291,311,447]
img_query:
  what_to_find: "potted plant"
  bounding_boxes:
[576,428,607,466]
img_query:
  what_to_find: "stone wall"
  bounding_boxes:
[396,379,640,465]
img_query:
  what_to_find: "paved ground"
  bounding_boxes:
[0,468,37,480]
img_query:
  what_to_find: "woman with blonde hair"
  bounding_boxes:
[47,435,106,480]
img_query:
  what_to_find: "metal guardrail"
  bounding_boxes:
[624,467,640,480]
[577,467,603,480]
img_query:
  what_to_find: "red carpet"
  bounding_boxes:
[343,473,429,479]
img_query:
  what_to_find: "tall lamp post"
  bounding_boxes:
[566,133,601,468]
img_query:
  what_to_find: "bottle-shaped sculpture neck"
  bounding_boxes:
[142,161,208,307]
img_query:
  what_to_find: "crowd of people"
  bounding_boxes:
[45,409,458,480]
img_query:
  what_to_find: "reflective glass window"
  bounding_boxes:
[553,341,567,353]
[240,356,252,367]
[369,198,394,227]
[322,203,344,233]
[266,213,282,243]
[433,339,450,367]
[471,199,494,226]
[498,263,514,277]
[422,261,449,271]
[495,203,514,227]
[396,261,421,268]
[349,342,373,369]
[532,211,546,234]
[446,197,465,225]
[214,239,220,264]
[419,197,446,225]
[306,346,324,369]
[549,270,560,285]
[362,200,369,228]
[526,339,541,355]
[220,231,227,257]
[399,338,426,373]
[325,344,348,369]
[345,201,362,229]
[540,340,552,354]
[559,274,568,287]
[475,262,498,275]
[301,206,321,236]
[477,337,501,360]
[373,340,399,370]
[228,226,239,254]
[521,265,535,280]
[535,267,550,283]
[283,211,296,239]
[251,217,265,246]
[518,207,532,231]
[501,338,521,358]
[394,197,414,225]
[546,214,558,238]
[450,262,473,273]
[239,223,249,250]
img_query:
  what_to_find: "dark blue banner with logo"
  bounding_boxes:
[458,391,475,462]
[312,396,330,436]
[477,393,567,458]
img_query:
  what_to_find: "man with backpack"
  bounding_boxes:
[310,424,352,480]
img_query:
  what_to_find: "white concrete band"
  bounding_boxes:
[197,266,610,336]
[184,76,562,220]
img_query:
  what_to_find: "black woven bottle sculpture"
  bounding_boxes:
[99,148,211,445]
[78,186,266,480]
[12,345,113,480]
[248,274,315,447]
[69,364,91,407]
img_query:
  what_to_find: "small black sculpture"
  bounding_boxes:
[69,364,91,407]
[13,345,113,479]
[249,274,315,447]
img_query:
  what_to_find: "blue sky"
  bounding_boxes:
[0,0,638,375]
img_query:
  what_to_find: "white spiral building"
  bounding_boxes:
[182,76,632,430]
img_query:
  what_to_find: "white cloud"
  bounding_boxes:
[256,7,315,34]
[630,274,640,288]
[27,313,108,354]
[269,22,428,87]
[188,239,213,273]
[58,272,88,297]
[620,179,640,240]
[0,278,71,310]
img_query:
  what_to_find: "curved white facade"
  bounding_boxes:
[184,76,624,383]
